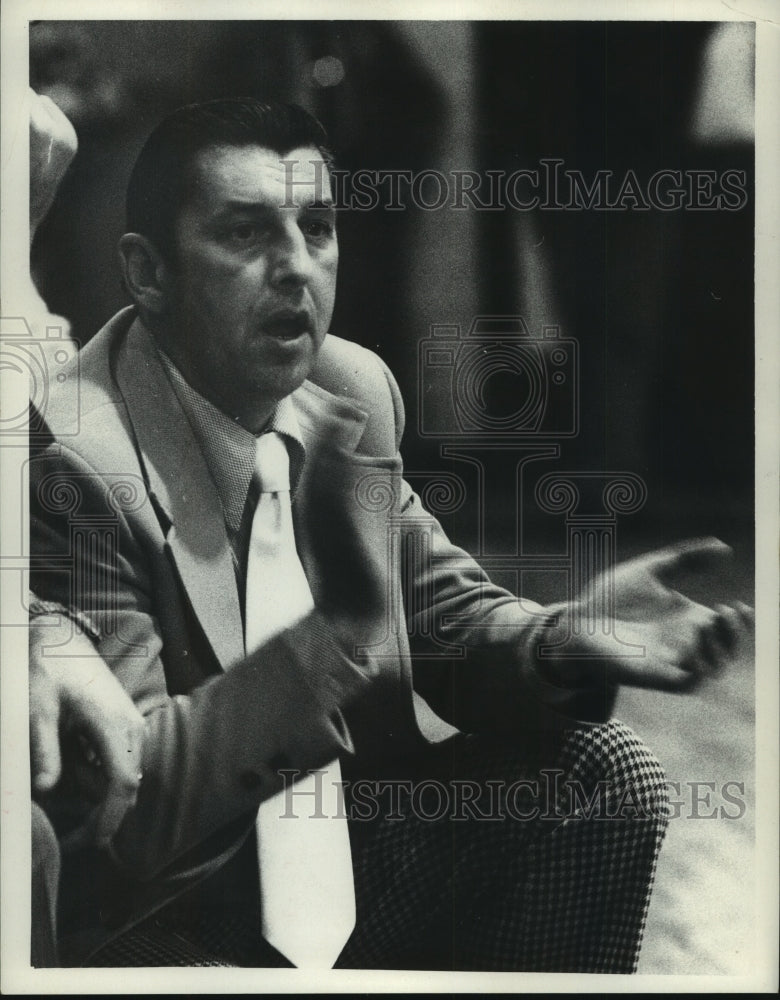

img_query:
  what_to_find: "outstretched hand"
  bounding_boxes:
[540,537,753,692]
[29,619,145,848]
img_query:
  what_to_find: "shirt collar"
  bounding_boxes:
[157,349,305,535]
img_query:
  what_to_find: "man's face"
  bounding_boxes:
[159,143,338,429]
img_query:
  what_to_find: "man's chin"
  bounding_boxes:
[245,358,315,405]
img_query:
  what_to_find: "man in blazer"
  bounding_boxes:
[29,98,748,970]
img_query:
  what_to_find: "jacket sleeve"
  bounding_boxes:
[374,357,618,731]
[29,442,373,881]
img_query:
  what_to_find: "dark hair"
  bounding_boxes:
[126,97,334,260]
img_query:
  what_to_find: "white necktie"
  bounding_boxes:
[245,432,355,969]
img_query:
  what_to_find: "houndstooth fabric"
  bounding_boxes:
[89,921,234,967]
[88,720,668,972]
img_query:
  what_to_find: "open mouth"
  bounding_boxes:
[262,313,311,340]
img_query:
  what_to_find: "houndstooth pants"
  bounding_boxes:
[88,720,669,972]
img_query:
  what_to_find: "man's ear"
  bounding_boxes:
[118,233,171,315]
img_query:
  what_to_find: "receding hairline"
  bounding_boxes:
[125,98,335,258]
[188,140,333,170]
[179,141,335,208]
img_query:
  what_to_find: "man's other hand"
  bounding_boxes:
[29,620,144,848]
[539,537,754,692]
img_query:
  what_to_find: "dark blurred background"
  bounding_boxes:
[29,20,757,975]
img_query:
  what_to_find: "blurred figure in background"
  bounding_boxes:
[27,87,145,967]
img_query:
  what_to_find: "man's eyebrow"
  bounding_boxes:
[211,201,275,218]
[213,198,335,215]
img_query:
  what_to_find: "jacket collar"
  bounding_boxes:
[113,310,369,669]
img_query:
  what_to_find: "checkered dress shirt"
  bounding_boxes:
[157,350,305,611]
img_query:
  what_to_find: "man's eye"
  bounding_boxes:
[229,223,260,243]
[303,219,334,239]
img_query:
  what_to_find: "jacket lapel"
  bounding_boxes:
[289,377,367,598]
[114,320,376,672]
[291,375,369,455]
[115,318,244,671]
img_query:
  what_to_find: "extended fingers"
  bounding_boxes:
[676,601,752,688]
[631,603,732,692]
[647,536,733,585]
[706,601,753,657]
[735,600,755,631]
[610,657,703,692]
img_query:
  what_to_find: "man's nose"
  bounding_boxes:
[269,224,312,288]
